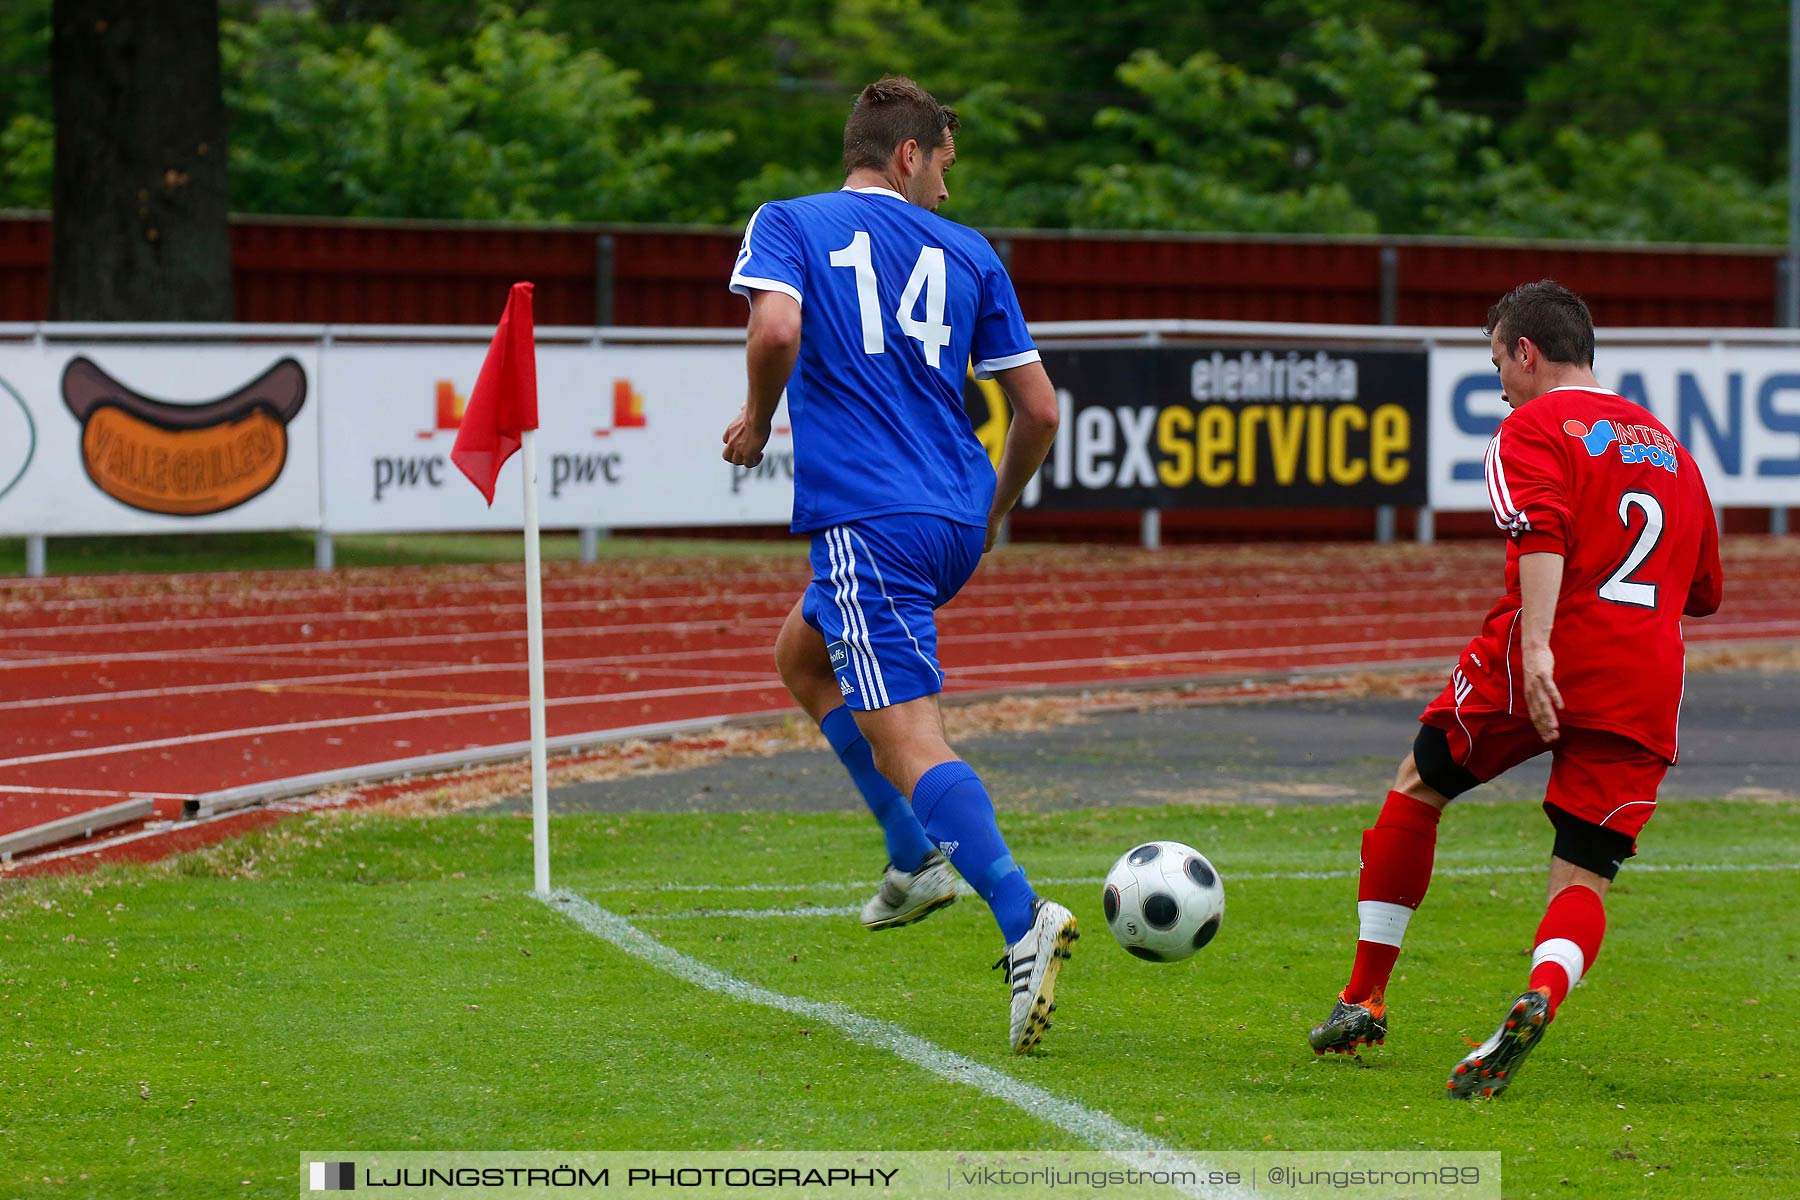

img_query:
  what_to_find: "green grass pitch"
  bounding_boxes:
[4,798,1795,1198]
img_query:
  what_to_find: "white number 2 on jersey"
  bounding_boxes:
[828,232,952,367]
[1598,490,1664,608]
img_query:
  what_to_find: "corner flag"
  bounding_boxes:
[451,282,539,505]
[452,281,552,895]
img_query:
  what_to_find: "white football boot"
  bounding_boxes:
[860,852,958,931]
[996,898,1079,1053]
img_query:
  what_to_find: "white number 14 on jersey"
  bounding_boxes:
[829,231,953,368]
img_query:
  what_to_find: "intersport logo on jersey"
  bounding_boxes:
[1563,418,1679,473]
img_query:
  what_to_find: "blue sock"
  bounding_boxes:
[820,706,934,873]
[910,760,1038,943]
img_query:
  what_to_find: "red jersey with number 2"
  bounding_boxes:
[1459,385,1723,761]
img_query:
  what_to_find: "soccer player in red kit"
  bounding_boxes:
[1307,280,1723,1099]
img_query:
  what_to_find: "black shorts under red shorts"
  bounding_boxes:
[1419,667,1669,840]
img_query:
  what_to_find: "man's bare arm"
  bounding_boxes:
[1518,550,1566,742]
[985,360,1059,551]
[723,290,801,467]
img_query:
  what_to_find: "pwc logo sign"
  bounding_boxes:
[420,380,468,439]
[546,379,648,497]
[606,379,647,434]
[373,377,649,504]
[416,377,651,441]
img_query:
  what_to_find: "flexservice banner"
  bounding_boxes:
[1429,343,1800,510]
[1010,345,1429,510]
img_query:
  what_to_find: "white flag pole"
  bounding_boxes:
[520,427,551,896]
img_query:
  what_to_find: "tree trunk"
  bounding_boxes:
[49,0,232,321]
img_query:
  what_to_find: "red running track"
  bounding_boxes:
[4,539,1799,840]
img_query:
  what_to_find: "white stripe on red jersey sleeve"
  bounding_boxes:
[1486,431,1530,534]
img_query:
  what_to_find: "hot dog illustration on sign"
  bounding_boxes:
[61,357,308,516]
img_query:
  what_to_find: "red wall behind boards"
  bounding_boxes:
[0,213,1782,330]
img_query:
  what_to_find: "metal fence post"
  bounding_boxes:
[1378,245,1399,327]
[1374,505,1396,545]
[314,532,334,571]
[25,534,46,577]
[1375,245,1400,544]
[1140,507,1162,550]
[579,526,609,563]
[596,234,617,328]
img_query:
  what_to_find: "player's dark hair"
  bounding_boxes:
[843,77,958,174]
[1485,280,1596,366]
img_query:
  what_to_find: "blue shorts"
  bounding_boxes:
[801,514,984,711]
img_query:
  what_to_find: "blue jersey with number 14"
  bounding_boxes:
[729,186,1040,533]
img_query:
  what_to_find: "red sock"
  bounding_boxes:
[1343,791,1442,1005]
[1528,884,1607,1018]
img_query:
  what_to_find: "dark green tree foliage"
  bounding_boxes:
[1491,0,1789,182]
[223,4,728,221]
[0,0,53,209]
[1,0,1788,244]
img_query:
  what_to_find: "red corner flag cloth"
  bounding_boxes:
[451,282,539,505]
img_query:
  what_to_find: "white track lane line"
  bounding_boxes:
[50,578,1782,650]
[0,659,785,713]
[22,542,1794,610]
[0,602,1466,669]
[10,600,1792,676]
[543,889,1247,1200]
[8,548,1791,621]
[4,562,1475,615]
[0,680,785,770]
[0,611,1459,688]
[0,635,1468,766]
[0,606,1487,675]
[0,784,194,800]
[0,580,1510,640]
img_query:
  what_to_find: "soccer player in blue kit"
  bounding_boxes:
[721,77,1072,1053]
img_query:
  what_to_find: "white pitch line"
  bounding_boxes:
[644,904,869,921]
[543,889,1248,1200]
[586,860,1800,902]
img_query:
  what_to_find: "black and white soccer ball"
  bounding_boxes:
[1102,840,1225,963]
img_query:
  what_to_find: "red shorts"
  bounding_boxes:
[1419,668,1669,840]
